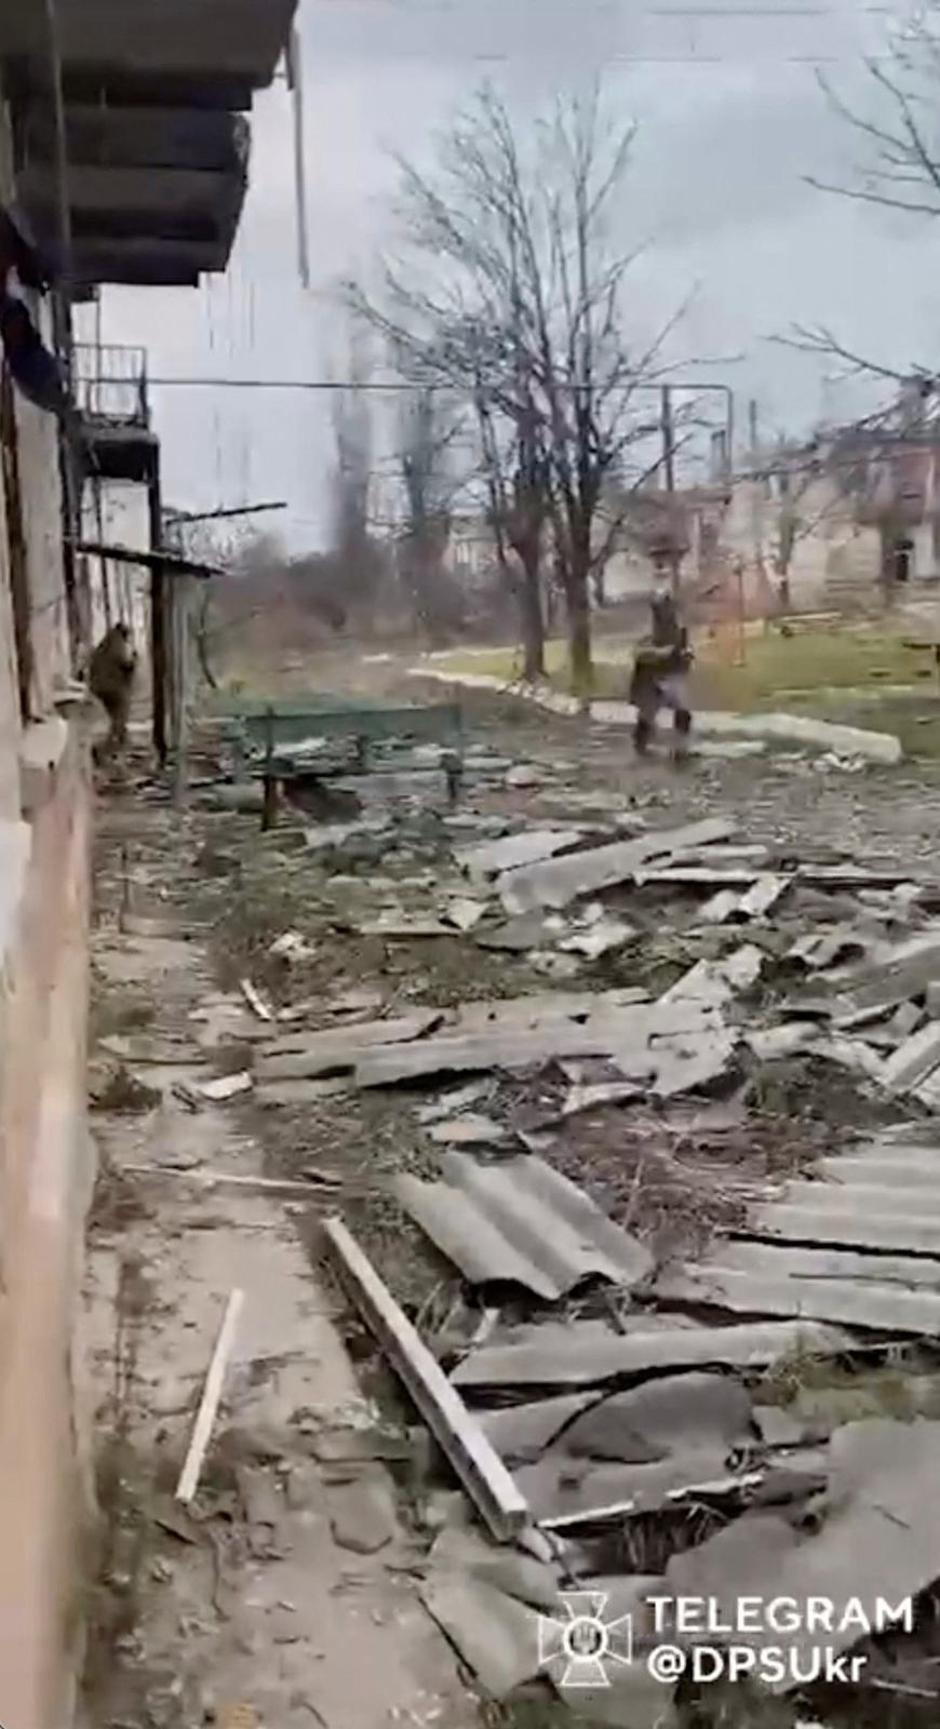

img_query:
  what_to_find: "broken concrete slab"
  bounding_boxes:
[497,819,736,914]
[562,1373,753,1464]
[394,1151,653,1300]
[456,828,585,885]
[452,1320,849,1391]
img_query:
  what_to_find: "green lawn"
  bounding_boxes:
[431,623,940,754]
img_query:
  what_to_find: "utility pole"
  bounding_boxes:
[748,397,763,573]
[661,384,681,598]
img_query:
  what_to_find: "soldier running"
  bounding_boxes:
[628,586,693,761]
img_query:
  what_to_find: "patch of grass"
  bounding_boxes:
[432,625,940,730]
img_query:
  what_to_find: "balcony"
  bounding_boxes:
[0,0,298,291]
[73,342,158,483]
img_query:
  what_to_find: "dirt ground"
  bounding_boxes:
[77,659,940,1729]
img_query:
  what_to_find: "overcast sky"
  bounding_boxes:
[93,0,940,550]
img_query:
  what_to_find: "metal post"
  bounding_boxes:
[261,706,277,832]
[661,384,681,598]
[147,457,167,767]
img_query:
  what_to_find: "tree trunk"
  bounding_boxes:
[565,569,592,697]
[518,545,545,681]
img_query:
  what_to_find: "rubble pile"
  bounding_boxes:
[115,735,940,1726]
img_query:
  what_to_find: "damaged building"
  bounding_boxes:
[0,3,298,1723]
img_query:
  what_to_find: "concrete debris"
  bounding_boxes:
[561,1081,642,1117]
[329,1470,398,1555]
[505,763,542,789]
[497,818,736,914]
[475,912,555,951]
[452,1320,849,1391]
[394,1151,653,1300]
[455,828,585,886]
[240,978,274,1021]
[327,985,386,1017]
[443,897,487,932]
[417,1080,495,1123]
[254,1076,351,1107]
[198,1071,254,1102]
[357,912,453,938]
[269,930,318,963]
[427,1115,510,1146]
[559,913,637,959]
[788,928,873,972]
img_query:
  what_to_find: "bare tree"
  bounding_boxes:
[346,85,686,694]
[395,383,463,644]
[329,326,383,610]
[781,7,940,385]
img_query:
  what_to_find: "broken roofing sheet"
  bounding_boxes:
[393,1150,654,1301]
[451,1319,850,1391]
[496,817,736,914]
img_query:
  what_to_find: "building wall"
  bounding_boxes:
[0,92,95,1729]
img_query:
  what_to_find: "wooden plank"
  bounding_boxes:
[176,1289,244,1504]
[323,1217,528,1542]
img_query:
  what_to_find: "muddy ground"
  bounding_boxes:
[78,673,940,1729]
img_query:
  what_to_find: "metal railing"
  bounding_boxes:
[73,343,149,425]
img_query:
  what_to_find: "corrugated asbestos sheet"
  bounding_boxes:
[394,1151,654,1301]
[654,1135,940,1336]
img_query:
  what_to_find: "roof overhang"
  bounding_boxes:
[0,0,298,290]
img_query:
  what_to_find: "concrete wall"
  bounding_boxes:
[0,93,95,1729]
